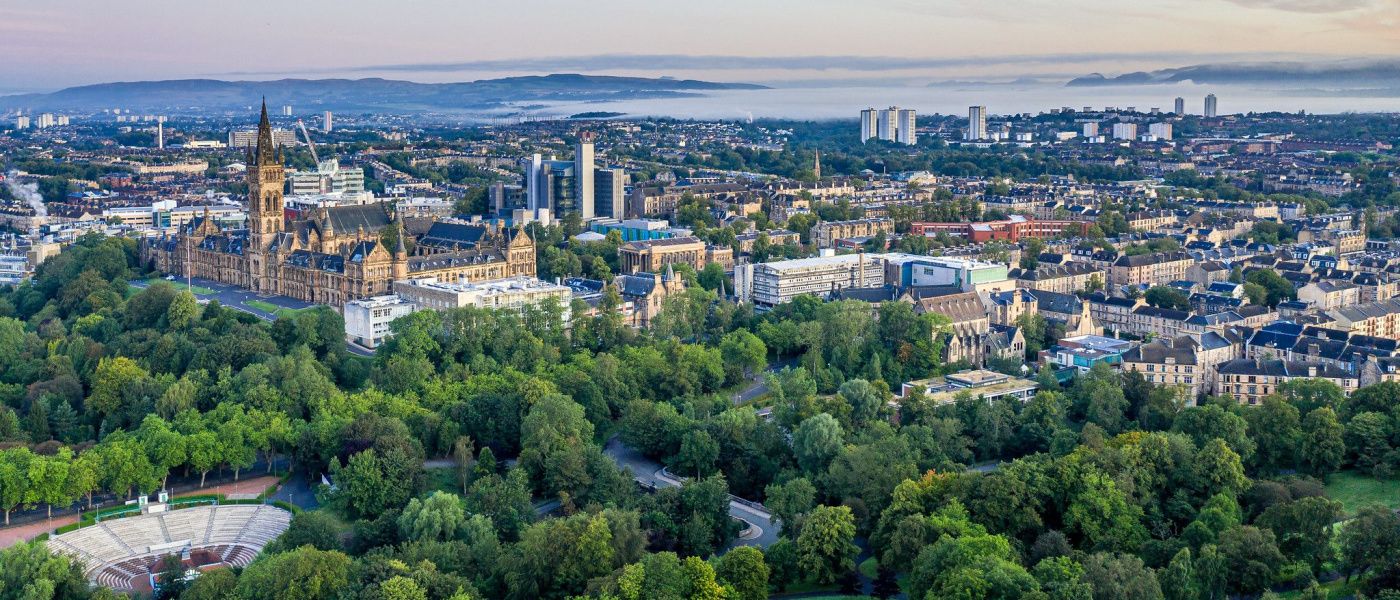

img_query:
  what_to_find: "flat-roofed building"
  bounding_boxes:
[393,275,572,323]
[344,295,418,349]
[899,369,1038,404]
[735,252,885,308]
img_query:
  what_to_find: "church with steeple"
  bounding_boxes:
[143,101,536,308]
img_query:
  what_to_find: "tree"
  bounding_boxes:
[1339,505,1400,583]
[187,430,221,488]
[399,491,468,542]
[0,541,92,600]
[909,532,1037,600]
[267,510,343,553]
[1065,470,1149,553]
[88,356,151,420]
[0,448,32,525]
[235,546,353,600]
[28,449,73,518]
[65,451,99,510]
[697,262,727,292]
[714,546,769,600]
[674,430,719,478]
[379,576,428,600]
[1278,379,1344,414]
[1257,496,1343,573]
[1216,526,1285,596]
[1249,396,1300,473]
[166,290,199,330]
[136,416,186,490]
[719,330,767,387]
[1159,548,1199,600]
[1081,552,1163,600]
[1245,269,1296,308]
[1144,286,1190,311]
[765,539,800,592]
[181,566,237,600]
[154,554,188,600]
[792,414,844,474]
[1345,412,1394,476]
[838,378,884,428]
[764,477,816,532]
[796,505,858,585]
[1299,407,1345,477]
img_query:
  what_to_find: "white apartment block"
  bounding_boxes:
[393,276,573,321]
[735,253,886,307]
[344,295,418,349]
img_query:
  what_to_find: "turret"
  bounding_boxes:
[391,227,409,281]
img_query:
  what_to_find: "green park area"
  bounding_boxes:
[1324,470,1400,517]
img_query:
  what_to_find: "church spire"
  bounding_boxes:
[254,97,277,166]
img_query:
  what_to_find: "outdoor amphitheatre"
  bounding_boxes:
[44,502,291,593]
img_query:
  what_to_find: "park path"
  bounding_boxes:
[603,435,781,549]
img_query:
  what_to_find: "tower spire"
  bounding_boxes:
[255,97,276,166]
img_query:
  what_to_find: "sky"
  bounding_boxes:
[2,0,1399,93]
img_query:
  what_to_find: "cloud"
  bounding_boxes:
[226,51,1288,77]
[1220,0,1376,13]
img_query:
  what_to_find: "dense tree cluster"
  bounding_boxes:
[3,232,1400,600]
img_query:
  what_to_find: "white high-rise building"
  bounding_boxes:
[1083,122,1100,138]
[859,108,878,142]
[526,154,544,211]
[575,133,596,220]
[895,109,917,144]
[282,105,292,116]
[1204,94,1218,118]
[861,106,916,145]
[323,110,333,132]
[1148,123,1173,140]
[36,113,54,128]
[876,107,898,142]
[14,115,29,130]
[1112,123,1138,140]
[966,106,987,141]
[1174,97,1186,115]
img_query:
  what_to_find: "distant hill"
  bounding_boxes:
[0,75,768,113]
[1066,59,1400,88]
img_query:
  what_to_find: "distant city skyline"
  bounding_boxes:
[2,0,1399,92]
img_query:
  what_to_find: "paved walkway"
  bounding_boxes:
[603,435,781,549]
[0,514,77,548]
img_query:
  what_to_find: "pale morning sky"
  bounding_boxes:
[1,0,1397,93]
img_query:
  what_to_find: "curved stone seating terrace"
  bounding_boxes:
[45,504,291,591]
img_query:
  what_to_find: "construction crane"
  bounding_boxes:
[295,119,320,165]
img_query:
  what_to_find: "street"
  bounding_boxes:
[603,435,781,550]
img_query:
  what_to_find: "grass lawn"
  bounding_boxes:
[425,467,462,495]
[1324,470,1400,516]
[1277,577,1362,599]
[858,556,878,579]
[245,299,308,317]
[134,278,217,296]
[775,579,838,596]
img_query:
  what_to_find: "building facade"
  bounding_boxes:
[143,102,536,309]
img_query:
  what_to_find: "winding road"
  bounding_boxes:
[603,436,781,549]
